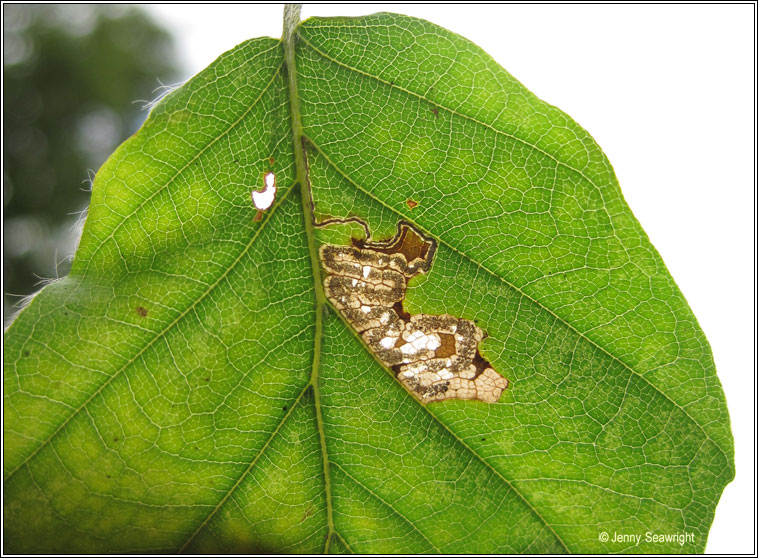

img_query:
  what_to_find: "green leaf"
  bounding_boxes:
[3,8,733,554]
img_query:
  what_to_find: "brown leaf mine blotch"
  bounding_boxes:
[320,222,509,403]
[406,199,418,210]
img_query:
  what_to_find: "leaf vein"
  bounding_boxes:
[306,136,730,466]
[177,382,311,553]
[297,35,601,193]
[4,181,297,483]
[331,462,441,553]
[81,52,284,274]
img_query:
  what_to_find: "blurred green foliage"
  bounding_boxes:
[3,5,180,319]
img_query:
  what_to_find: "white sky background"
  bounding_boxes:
[145,5,754,553]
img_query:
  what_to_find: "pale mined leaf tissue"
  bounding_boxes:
[320,221,509,403]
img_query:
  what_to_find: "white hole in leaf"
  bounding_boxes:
[252,172,276,210]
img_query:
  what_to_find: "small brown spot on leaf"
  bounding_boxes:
[253,209,264,222]
[136,306,148,317]
[301,505,315,523]
[431,107,438,118]
[269,156,275,166]
[406,199,418,210]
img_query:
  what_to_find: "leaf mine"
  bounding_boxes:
[319,221,509,403]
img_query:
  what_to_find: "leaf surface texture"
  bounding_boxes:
[3,13,733,554]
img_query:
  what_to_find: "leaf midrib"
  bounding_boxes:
[283,8,335,553]
[288,16,569,552]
